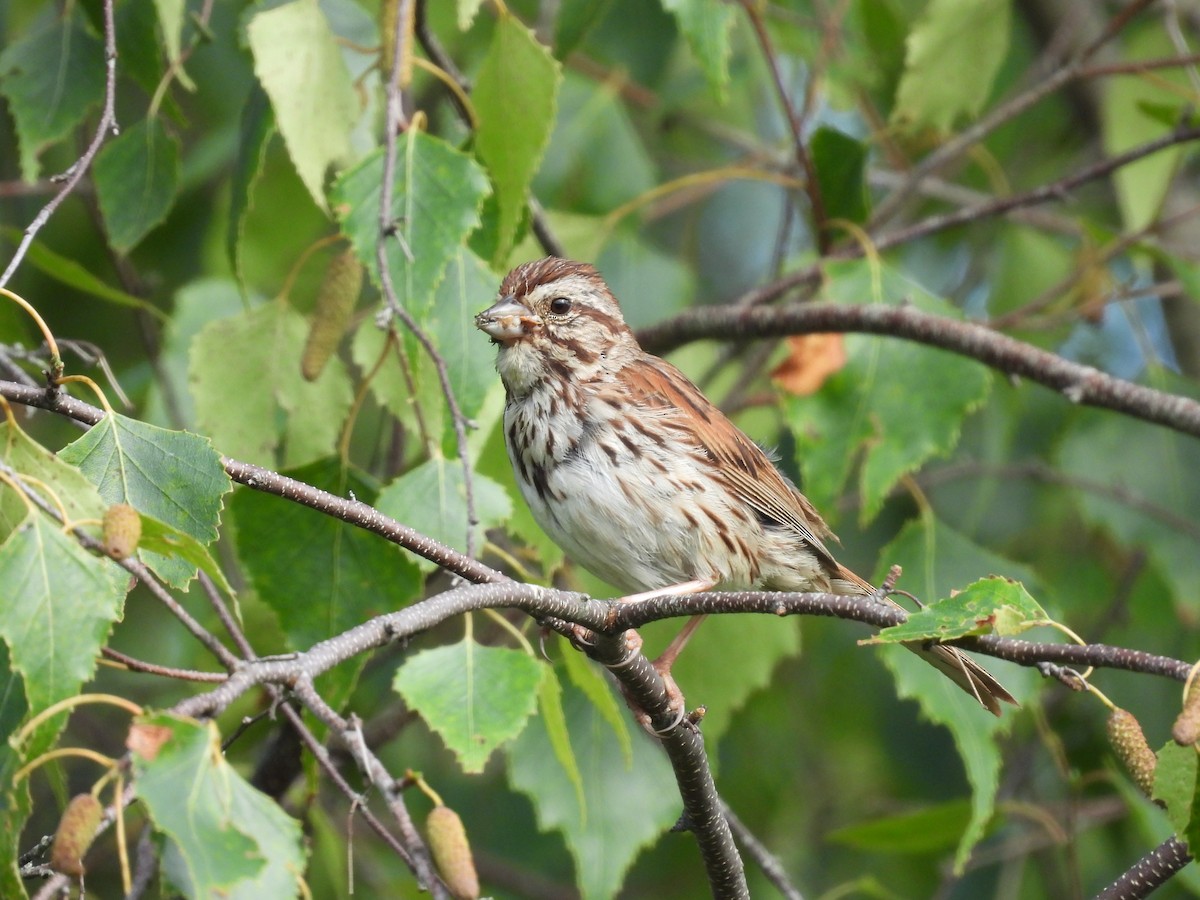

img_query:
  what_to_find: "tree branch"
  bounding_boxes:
[0,0,118,289]
[637,303,1200,440]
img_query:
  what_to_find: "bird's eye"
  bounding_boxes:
[549,297,572,315]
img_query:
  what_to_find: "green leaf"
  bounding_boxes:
[0,515,126,720]
[788,262,991,523]
[660,0,735,101]
[393,640,543,773]
[59,413,231,589]
[132,713,305,898]
[1153,742,1200,852]
[190,300,353,466]
[0,14,104,180]
[538,667,587,821]
[145,279,249,428]
[873,517,1036,872]
[811,126,870,225]
[152,0,195,90]
[423,248,504,445]
[247,0,358,213]
[560,646,632,767]
[332,135,491,314]
[375,457,511,573]
[1057,382,1200,615]
[855,0,908,114]
[866,577,1048,645]
[507,679,679,900]
[230,458,420,705]
[227,84,276,292]
[892,0,1010,133]
[474,14,562,263]
[1102,23,1190,232]
[663,613,800,748]
[0,642,30,900]
[93,117,182,252]
[828,799,974,853]
[0,228,166,320]
[554,0,615,58]
[2,418,106,526]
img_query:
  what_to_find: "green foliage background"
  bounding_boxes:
[2,0,1200,897]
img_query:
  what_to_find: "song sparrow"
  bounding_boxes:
[476,257,1015,715]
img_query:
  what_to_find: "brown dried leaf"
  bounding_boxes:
[126,722,173,761]
[771,333,846,396]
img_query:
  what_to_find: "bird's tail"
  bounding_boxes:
[832,565,1017,716]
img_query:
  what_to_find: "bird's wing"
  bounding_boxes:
[618,355,843,568]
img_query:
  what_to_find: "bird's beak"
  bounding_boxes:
[475,296,541,342]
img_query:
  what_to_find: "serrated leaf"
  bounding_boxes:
[59,413,231,589]
[866,577,1047,645]
[0,14,104,180]
[789,260,991,523]
[230,458,420,706]
[474,15,561,263]
[375,457,511,572]
[132,713,304,898]
[873,517,1036,872]
[0,228,165,319]
[811,126,870,225]
[247,0,358,213]
[93,117,181,252]
[0,515,126,719]
[538,667,586,822]
[2,418,106,526]
[394,641,543,773]
[1153,741,1200,852]
[828,799,974,853]
[507,679,678,900]
[660,0,735,101]
[331,134,491,314]
[1057,381,1200,615]
[891,0,1010,133]
[560,646,632,767]
[138,513,233,597]
[227,85,276,292]
[189,300,353,466]
[424,248,504,445]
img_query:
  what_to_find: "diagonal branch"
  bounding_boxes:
[0,0,119,289]
[637,303,1200,440]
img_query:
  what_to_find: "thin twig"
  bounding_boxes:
[739,0,828,253]
[376,0,478,558]
[0,0,119,289]
[870,0,1153,229]
[722,803,805,900]
[874,124,1200,253]
[101,646,227,682]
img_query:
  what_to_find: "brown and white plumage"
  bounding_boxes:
[476,257,1015,715]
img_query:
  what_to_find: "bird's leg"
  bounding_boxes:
[614,578,716,730]
[617,578,715,604]
[653,613,708,675]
